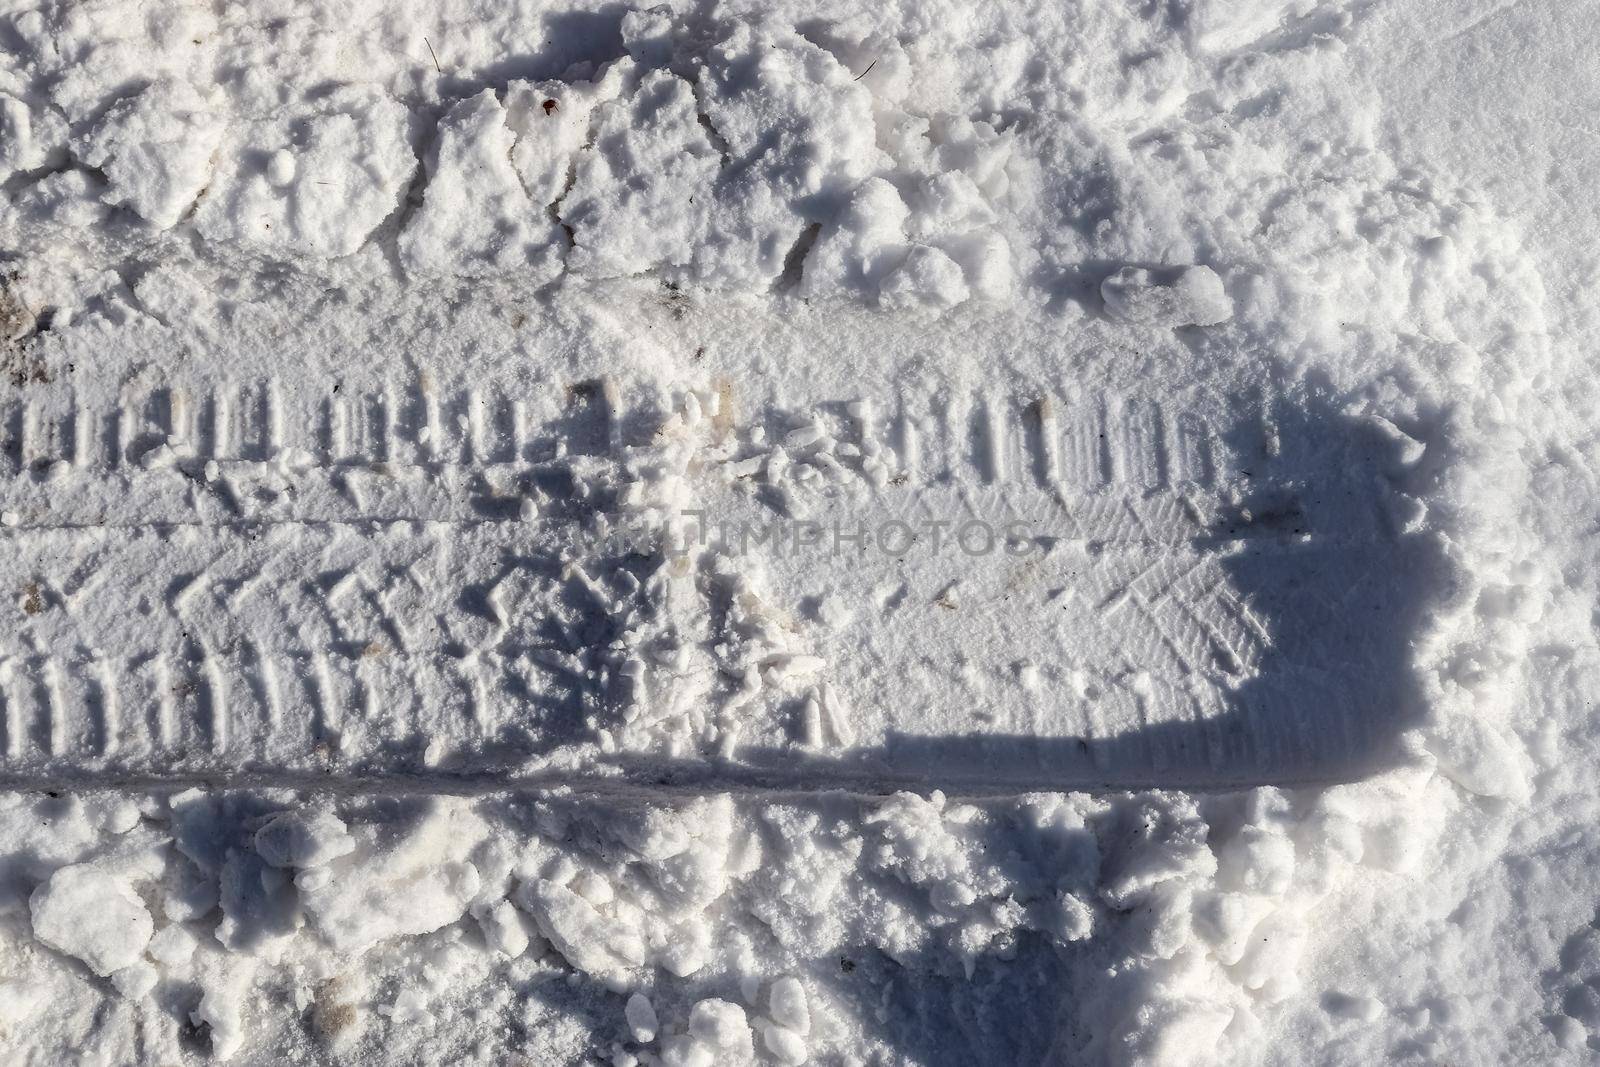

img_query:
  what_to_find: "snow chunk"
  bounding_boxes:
[572,869,615,905]
[75,80,223,229]
[660,999,755,1065]
[621,6,678,68]
[768,976,810,1035]
[147,923,198,968]
[254,809,356,869]
[399,89,564,283]
[760,1023,808,1065]
[299,801,487,955]
[195,87,414,258]
[801,178,911,301]
[625,991,658,1042]
[562,63,720,278]
[877,112,1016,301]
[0,93,67,183]
[940,229,1014,301]
[690,998,751,1050]
[505,75,621,206]
[112,961,158,1000]
[880,245,970,310]
[691,20,882,286]
[1101,265,1233,327]
[1100,800,1216,907]
[192,963,255,1060]
[908,170,997,239]
[473,899,531,958]
[9,168,110,232]
[514,878,645,979]
[30,864,154,977]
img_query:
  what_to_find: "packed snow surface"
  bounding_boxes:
[1,0,1598,1064]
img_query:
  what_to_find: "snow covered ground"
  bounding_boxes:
[1,0,1598,1063]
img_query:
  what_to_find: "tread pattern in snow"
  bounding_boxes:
[0,363,1438,789]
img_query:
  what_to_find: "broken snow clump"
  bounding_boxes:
[31,863,154,977]
[194,86,414,257]
[398,88,565,282]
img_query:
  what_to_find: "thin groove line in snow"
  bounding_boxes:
[0,763,1391,801]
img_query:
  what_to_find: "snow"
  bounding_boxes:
[399,89,565,282]
[253,809,357,869]
[625,991,660,1042]
[1100,266,1234,328]
[74,81,224,230]
[0,0,1596,1063]
[30,863,154,977]
[767,976,810,1035]
[300,801,487,956]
